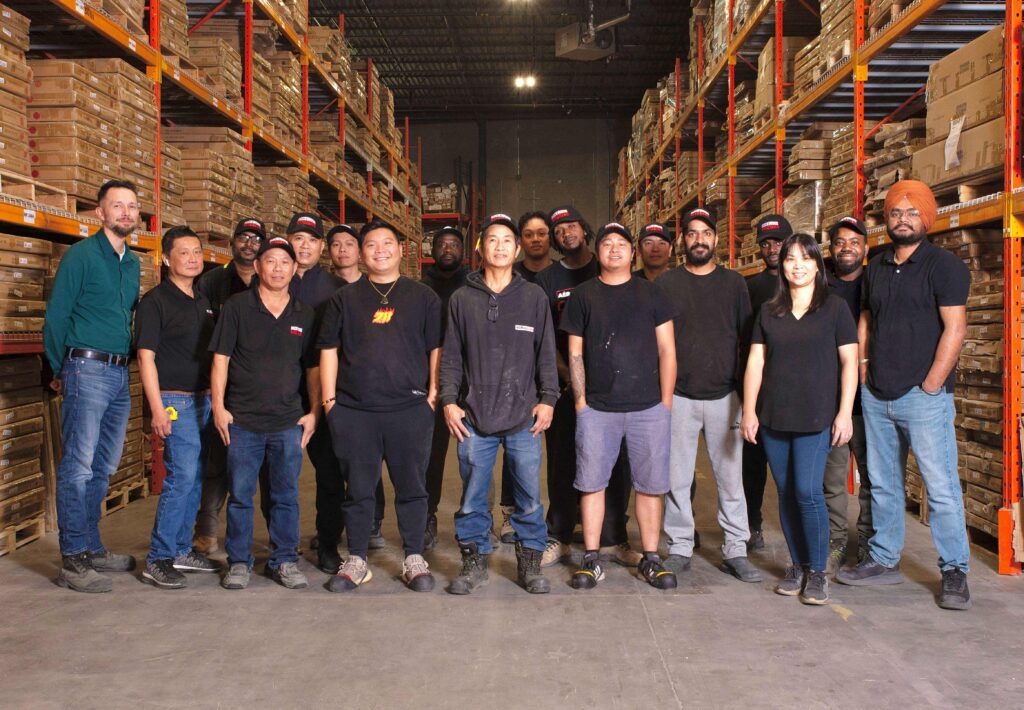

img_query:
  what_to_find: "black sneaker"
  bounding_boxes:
[748,528,766,551]
[800,570,830,605]
[827,539,848,574]
[694,530,702,550]
[774,564,806,596]
[173,550,219,573]
[56,553,112,593]
[317,544,342,575]
[638,556,677,590]
[87,550,137,572]
[449,543,489,595]
[835,558,904,586]
[143,559,187,589]
[720,556,763,583]
[368,519,385,550]
[571,552,604,590]
[423,514,438,551]
[938,568,971,610]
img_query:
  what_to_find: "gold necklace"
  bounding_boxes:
[369,278,399,304]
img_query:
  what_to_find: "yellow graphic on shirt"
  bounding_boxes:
[372,308,395,324]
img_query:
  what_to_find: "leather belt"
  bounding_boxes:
[68,348,130,367]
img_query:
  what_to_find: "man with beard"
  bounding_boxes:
[743,214,792,551]
[633,222,674,281]
[420,226,470,549]
[659,210,761,582]
[193,217,264,555]
[535,206,638,568]
[837,180,972,611]
[822,216,874,570]
[513,211,553,283]
[44,179,141,592]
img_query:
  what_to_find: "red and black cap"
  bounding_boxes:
[548,205,584,229]
[595,221,633,247]
[256,236,296,260]
[433,225,465,244]
[755,214,793,243]
[326,224,358,245]
[828,215,868,240]
[638,222,673,244]
[233,217,266,240]
[287,212,324,239]
[682,208,717,234]
[481,213,519,240]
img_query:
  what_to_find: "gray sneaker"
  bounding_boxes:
[143,559,187,589]
[720,556,763,583]
[827,539,848,574]
[221,563,251,590]
[56,553,112,593]
[87,550,137,572]
[664,554,692,575]
[268,561,308,589]
[800,570,830,605]
[173,550,219,573]
[774,564,807,596]
[328,555,372,592]
[835,558,904,586]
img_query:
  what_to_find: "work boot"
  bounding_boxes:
[192,535,219,555]
[828,538,848,574]
[402,554,435,592]
[87,550,137,572]
[774,563,807,596]
[748,528,766,552]
[500,505,516,544]
[800,570,830,605]
[600,542,642,567]
[56,553,112,593]
[638,555,678,590]
[221,563,251,590]
[515,542,550,594]
[317,544,342,575]
[368,519,385,550]
[540,538,570,567]
[423,514,438,551]
[267,561,308,589]
[835,558,904,586]
[142,559,187,589]
[720,556,763,583]
[449,543,489,595]
[173,550,219,573]
[938,568,971,611]
[329,555,372,592]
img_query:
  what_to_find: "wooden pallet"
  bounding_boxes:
[0,515,44,557]
[101,476,149,518]
[869,2,909,36]
[0,169,69,211]
[930,171,1004,208]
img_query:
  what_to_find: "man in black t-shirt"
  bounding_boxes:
[822,217,874,570]
[742,214,792,550]
[193,217,264,555]
[633,222,673,281]
[318,219,441,594]
[512,210,553,283]
[659,210,762,583]
[210,237,318,591]
[562,222,678,590]
[137,226,219,589]
[535,205,637,569]
[420,225,470,550]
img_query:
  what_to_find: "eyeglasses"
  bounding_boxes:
[888,208,920,221]
[235,234,263,244]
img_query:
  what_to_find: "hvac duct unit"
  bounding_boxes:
[554,22,616,61]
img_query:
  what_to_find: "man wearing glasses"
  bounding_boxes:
[193,218,265,554]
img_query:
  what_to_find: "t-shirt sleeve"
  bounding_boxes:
[933,253,971,307]
[208,299,239,356]
[751,310,766,345]
[424,290,442,351]
[133,292,162,351]
[834,299,858,347]
[316,292,343,349]
[559,289,586,336]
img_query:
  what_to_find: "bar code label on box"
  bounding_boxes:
[79,224,89,237]
[75,0,85,13]
[21,210,35,225]
[128,38,136,51]
[950,213,960,228]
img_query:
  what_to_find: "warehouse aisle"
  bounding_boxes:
[1,443,1022,709]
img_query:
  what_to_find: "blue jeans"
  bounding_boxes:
[225,424,303,569]
[56,357,131,556]
[861,385,970,572]
[148,393,212,562]
[455,422,547,555]
[761,427,832,571]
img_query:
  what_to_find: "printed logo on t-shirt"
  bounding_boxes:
[206,309,214,317]
[515,324,534,333]
[290,326,303,336]
[372,308,395,324]
[555,288,572,300]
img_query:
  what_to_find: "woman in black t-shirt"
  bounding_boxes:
[741,233,858,606]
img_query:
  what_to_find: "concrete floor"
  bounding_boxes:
[2,444,1023,709]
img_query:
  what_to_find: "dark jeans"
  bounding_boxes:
[329,402,433,559]
[225,424,304,569]
[194,436,229,539]
[761,426,832,571]
[742,438,769,533]
[425,405,449,517]
[55,356,131,556]
[545,392,630,546]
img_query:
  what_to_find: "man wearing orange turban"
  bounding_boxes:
[837,179,973,611]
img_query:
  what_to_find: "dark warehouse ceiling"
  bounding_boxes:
[309,1,691,121]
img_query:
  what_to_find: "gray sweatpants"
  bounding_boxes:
[664,392,749,558]
[822,414,873,546]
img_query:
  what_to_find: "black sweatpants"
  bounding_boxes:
[743,438,769,533]
[545,392,631,546]
[329,401,434,559]
[425,405,449,517]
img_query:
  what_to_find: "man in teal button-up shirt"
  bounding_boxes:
[43,179,142,593]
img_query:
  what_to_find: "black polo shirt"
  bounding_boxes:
[196,261,258,317]
[290,264,344,316]
[316,276,441,412]
[862,240,970,400]
[746,269,778,315]
[209,288,316,433]
[135,280,216,392]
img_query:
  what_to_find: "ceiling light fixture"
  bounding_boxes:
[514,76,526,88]
[514,75,537,89]
[525,75,536,87]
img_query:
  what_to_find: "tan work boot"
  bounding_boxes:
[193,535,219,555]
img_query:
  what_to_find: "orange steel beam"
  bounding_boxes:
[773,0,784,213]
[727,0,736,267]
[852,0,866,219]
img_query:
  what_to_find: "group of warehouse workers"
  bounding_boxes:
[41,175,974,610]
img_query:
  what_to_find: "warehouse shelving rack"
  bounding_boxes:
[618,0,1023,574]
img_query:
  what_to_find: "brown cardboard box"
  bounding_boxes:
[27,107,116,134]
[911,117,1004,186]
[27,61,112,95]
[27,120,116,150]
[925,69,1003,144]
[0,233,51,255]
[926,25,1003,101]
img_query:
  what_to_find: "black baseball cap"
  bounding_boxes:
[233,217,266,240]
[548,205,584,229]
[287,212,324,239]
[828,216,868,240]
[755,214,793,243]
[433,225,465,243]
[595,222,633,247]
[481,213,519,240]
[256,236,296,260]
[682,208,717,234]
[638,222,673,243]
[326,224,358,245]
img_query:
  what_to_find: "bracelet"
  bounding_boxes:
[322,397,335,407]
[859,358,870,364]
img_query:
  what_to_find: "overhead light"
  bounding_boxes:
[514,76,525,88]
[514,75,536,89]
[525,75,536,87]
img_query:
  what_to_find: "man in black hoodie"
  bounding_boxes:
[420,226,471,549]
[440,213,559,595]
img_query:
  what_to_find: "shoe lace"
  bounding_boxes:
[544,538,561,553]
[340,556,365,578]
[405,554,430,577]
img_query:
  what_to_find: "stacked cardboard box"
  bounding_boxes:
[868,0,905,35]
[163,127,244,241]
[26,61,119,206]
[0,359,46,547]
[912,26,1004,190]
[308,26,345,79]
[862,119,925,220]
[783,180,827,239]
[0,4,30,178]
[421,183,458,214]
[107,362,147,503]
[793,37,821,97]
[189,37,242,102]
[251,52,272,121]
[263,51,302,148]
[752,37,811,126]
[0,233,48,333]
[160,141,185,227]
[787,134,832,185]
[707,176,760,264]
[160,0,190,60]
[819,0,854,72]
[256,167,314,235]
[309,117,344,174]
[821,122,873,229]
